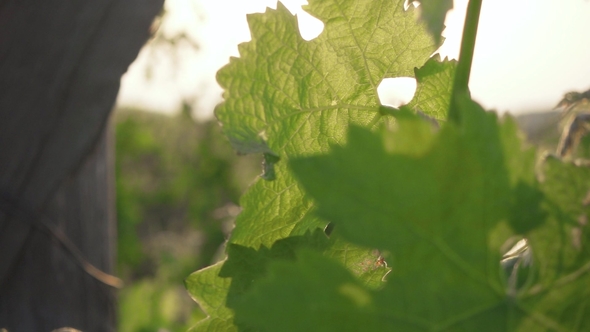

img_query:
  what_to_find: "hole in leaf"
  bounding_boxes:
[404,0,419,11]
[377,77,417,108]
[296,11,324,41]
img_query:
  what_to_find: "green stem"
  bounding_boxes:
[448,0,483,123]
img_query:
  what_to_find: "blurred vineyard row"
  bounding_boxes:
[113,108,259,331]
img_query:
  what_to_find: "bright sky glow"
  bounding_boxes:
[117,0,590,118]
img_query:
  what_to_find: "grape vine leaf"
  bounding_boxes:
[190,0,462,329]
[515,156,590,331]
[406,54,457,121]
[214,0,439,248]
[234,250,384,332]
[231,99,590,330]
[186,229,390,331]
[185,262,235,332]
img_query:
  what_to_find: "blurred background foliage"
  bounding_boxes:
[114,107,259,331]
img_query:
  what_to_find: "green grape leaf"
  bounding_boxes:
[208,150,590,331]
[323,229,391,290]
[188,318,237,332]
[411,0,454,45]
[291,98,537,256]
[406,55,457,121]
[186,230,390,331]
[234,250,384,332]
[514,156,590,330]
[185,262,235,332]
[287,99,536,328]
[215,0,438,248]
[230,101,590,331]
[228,104,590,331]
[236,98,569,331]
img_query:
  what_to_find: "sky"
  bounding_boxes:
[116,0,590,119]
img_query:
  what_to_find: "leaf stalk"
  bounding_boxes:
[448,0,483,123]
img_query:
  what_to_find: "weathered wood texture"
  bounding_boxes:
[0,0,163,330]
[0,126,117,331]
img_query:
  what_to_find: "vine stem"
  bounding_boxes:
[448,0,483,123]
